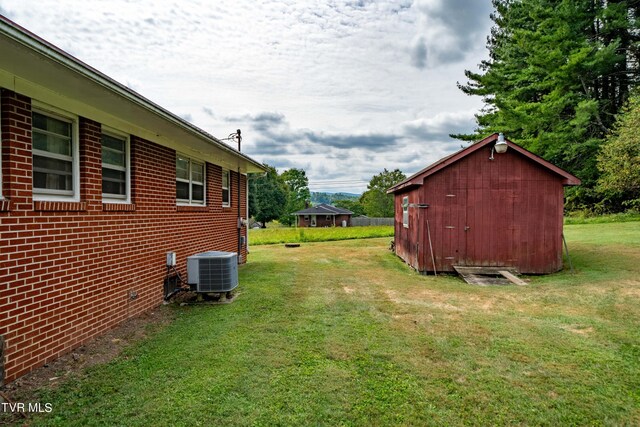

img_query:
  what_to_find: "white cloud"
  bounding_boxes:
[411,0,493,68]
[402,110,478,140]
[0,0,494,193]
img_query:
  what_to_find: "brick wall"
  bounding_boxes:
[0,89,248,383]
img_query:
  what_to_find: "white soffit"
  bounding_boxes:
[0,18,266,174]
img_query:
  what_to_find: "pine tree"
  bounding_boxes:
[457,0,640,209]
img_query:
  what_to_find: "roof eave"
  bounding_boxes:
[505,143,581,186]
[386,181,421,194]
[0,16,267,174]
[388,133,582,192]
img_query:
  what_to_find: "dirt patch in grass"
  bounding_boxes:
[619,280,640,297]
[1,307,174,422]
[382,286,504,314]
[561,325,594,335]
[384,289,463,312]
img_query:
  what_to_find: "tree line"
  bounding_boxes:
[251,1,640,223]
[249,168,406,226]
[457,0,639,212]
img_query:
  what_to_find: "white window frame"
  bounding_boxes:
[222,169,230,207]
[32,104,80,202]
[176,153,206,206]
[101,127,131,203]
[402,196,409,228]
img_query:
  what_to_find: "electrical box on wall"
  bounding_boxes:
[166,252,176,267]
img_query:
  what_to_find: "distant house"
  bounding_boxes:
[0,16,266,384]
[387,133,580,275]
[293,203,353,227]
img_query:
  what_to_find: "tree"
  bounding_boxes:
[334,199,365,216]
[360,169,406,217]
[248,164,287,226]
[597,92,640,210]
[456,0,640,209]
[278,168,311,226]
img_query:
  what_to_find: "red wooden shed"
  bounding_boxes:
[387,133,581,275]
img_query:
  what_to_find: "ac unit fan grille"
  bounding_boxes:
[198,257,237,292]
[187,251,238,293]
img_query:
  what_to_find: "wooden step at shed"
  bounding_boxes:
[498,270,528,286]
[453,266,526,286]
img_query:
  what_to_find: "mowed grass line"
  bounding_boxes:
[22,221,640,426]
[248,225,394,245]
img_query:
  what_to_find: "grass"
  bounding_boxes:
[248,225,394,245]
[15,220,640,426]
[564,210,640,224]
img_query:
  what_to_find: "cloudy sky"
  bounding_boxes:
[0,0,494,193]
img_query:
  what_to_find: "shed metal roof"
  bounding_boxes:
[387,133,581,194]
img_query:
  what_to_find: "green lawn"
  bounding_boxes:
[17,221,640,425]
[248,225,394,245]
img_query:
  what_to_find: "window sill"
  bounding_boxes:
[34,200,87,212]
[0,199,11,212]
[177,205,209,212]
[103,203,136,212]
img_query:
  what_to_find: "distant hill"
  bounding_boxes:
[310,192,360,205]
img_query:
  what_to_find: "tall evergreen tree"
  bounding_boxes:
[457,0,640,208]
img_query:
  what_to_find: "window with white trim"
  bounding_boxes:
[176,154,205,205]
[32,109,79,200]
[402,196,409,228]
[222,169,230,207]
[101,131,130,202]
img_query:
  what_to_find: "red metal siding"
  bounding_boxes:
[394,143,566,275]
[0,89,248,383]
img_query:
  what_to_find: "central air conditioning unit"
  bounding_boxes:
[187,251,238,293]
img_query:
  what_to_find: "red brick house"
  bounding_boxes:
[388,133,580,275]
[293,203,353,227]
[0,16,266,384]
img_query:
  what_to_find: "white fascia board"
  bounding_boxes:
[0,18,266,174]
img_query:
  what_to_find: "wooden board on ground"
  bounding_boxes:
[453,266,526,286]
[498,270,528,286]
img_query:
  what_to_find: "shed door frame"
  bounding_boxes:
[464,186,519,268]
[442,190,467,270]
